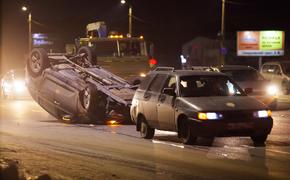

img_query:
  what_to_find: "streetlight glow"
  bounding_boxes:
[22,6,28,12]
[121,0,126,4]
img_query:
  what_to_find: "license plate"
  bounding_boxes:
[227,122,254,130]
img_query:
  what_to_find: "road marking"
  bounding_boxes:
[152,140,184,149]
[267,149,290,155]
[242,145,290,155]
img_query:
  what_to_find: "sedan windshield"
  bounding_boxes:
[179,75,244,97]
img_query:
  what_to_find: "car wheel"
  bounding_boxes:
[77,46,97,66]
[81,84,106,123]
[140,117,155,139]
[251,134,268,145]
[27,48,50,77]
[180,118,197,145]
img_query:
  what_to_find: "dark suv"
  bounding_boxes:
[130,67,273,145]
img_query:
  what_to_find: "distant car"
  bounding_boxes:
[260,61,290,95]
[0,69,30,99]
[217,65,278,109]
[130,67,273,145]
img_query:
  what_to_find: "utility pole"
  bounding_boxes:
[28,12,32,53]
[220,0,225,65]
[129,5,132,37]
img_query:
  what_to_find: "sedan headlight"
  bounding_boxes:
[253,110,272,118]
[198,112,223,120]
[266,84,278,96]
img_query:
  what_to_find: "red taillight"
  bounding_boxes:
[149,58,157,66]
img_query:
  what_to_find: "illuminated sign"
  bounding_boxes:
[237,31,285,56]
[32,33,55,47]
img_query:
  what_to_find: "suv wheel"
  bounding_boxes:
[180,118,197,145]
[81,84,106,123]
[27,48,50,77]
[140,117,155,139]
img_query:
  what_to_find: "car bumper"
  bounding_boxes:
[188,117,273,137]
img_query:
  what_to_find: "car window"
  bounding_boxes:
[139,74,155,90]
[265,65,280,74]
[162,76,177,93]
[272,65,281,75]
[147,74,167,92]
[262,65,271,73]
[179,75,243,97]
[281,63,290,76]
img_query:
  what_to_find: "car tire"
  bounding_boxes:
[77,46,97,66]
[140,117,155,139]
[27,48,50,77]
[180,118,197,145]
[251,134,268,145]
[81,84,106,123]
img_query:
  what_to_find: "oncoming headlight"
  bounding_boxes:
[253,110,272,118]
[198,112,223,120]
[13,80,26,92]
[3,81,12,92]
[140,73,146,77]
[266,84,278,96]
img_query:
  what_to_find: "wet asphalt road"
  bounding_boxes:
[0,98,290,180]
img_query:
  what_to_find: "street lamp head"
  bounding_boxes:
[22,6,28,12]
[121,0,126,4]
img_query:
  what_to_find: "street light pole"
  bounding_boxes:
[28,12,32,53]
[220,0,225,65]
[128,5,132,37]
[121,0,133,37]
[22,6,32,54]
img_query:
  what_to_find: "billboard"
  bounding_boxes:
[237,31,285,56]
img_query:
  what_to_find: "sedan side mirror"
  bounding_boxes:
[163,88,176,97]
[244,88,253,95]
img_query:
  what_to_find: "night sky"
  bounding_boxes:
[1,0,290,73]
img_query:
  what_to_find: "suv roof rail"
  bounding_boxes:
[154,67,175,72]
[191,66,219,72]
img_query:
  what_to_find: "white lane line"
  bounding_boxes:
[242,145,290,155]
[152,140,184,149]
[267,149,290,155]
